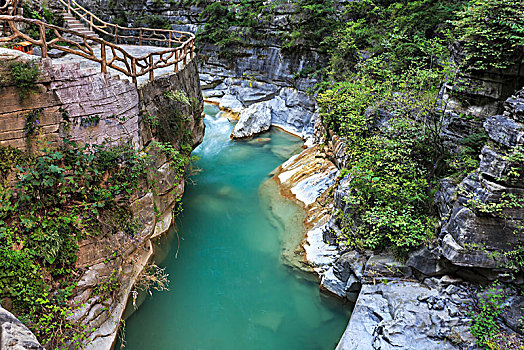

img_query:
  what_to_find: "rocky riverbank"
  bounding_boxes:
[202,66,523,347]
[269,87,524,349]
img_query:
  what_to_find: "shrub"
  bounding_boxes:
[10,61,40,98]
[469,284,524,348]
[452,0,524,70]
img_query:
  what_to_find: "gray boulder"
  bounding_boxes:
[278,87,316,111]
[229,80,279,106]
[504,88,524,123]
[268,96,315,136]
[0,306,44,350]
[407,247,456,277]
[483,115,523,147]
[230,101,272,138]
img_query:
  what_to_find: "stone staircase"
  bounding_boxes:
[61,12,100,40]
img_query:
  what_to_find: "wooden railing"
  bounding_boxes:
[0,0,18,15]
[0,4,195,86]
[57,0,189,48]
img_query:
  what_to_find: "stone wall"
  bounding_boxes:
[0,48,140,151]
[0,48,204,349]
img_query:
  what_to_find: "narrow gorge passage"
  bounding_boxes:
[121,104,350,349]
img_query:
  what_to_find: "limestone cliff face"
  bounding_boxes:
[437,89,524,279]
[0,48,204,349]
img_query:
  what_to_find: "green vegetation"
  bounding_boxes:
[22,0,65,42]
[0,140,150,348]
[9,61,40,98]
[22,0,64,27]
[196,0,265,57]
[325,0,465,78]
[471,284,506,346]
[0,133,195,347]
[315,0,462,254]
[445,130,488,181]
[281,0,339,51]
[470,284,524,349]
[452,0,524,70]
[319,65,447,253]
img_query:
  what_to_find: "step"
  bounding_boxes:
[74,27,98,35]
[71,26,96,33]
[81,32,99,38]
[62,15,78,22]
[68,23,87,29]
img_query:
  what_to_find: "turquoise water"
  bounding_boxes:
[121,104,350,350]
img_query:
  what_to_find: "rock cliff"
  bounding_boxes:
[0,47,204,348]
[0,306,44,350]
[272,86,524,348]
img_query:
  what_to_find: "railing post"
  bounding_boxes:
[184,44,187,65]
[115,26,118,44]
[39,23,47,58]
[101,43,107,74]
[89,14,93,32]
[149,55,154,81]
[131,58,137,86]
[174,49,178,73]
[139,29,142,46]
[168,31,172,48]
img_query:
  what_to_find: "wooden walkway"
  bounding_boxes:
[0,0,195,86]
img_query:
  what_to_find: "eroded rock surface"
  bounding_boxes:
[205,76,317,140]
[0,306,44,350]
[439,89,524,278]
[336,280,478,350]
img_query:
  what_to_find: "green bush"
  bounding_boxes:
[319,65,449,254]
[196,0,262,54]
[470,284,507,347]
[10,61,40,98]
[452,0,524,70]
[281,0,340,52]
[325,0,465,78]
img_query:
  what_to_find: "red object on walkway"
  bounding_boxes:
[12,41,33,55]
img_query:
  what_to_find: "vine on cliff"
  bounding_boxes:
[9,61,40,99]
[0,139,153,348]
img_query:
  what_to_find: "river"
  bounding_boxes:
[121,104,350,349]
